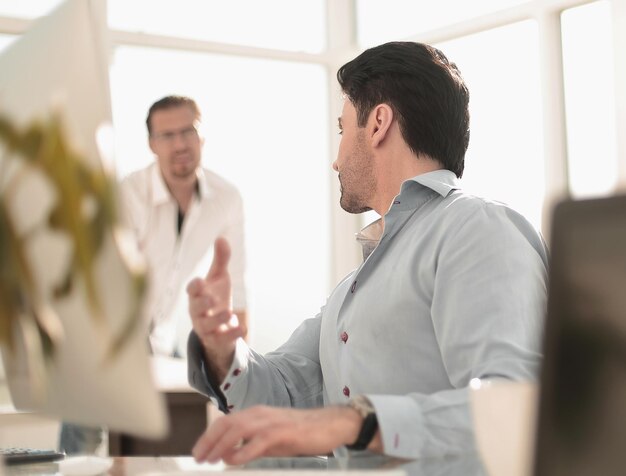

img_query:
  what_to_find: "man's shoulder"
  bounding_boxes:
[119,163,156,204]
[443,189,514,215]
[439,189,542,240]
[200,168,242,197]
[120,163,154,188]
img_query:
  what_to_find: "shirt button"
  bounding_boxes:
[233,368,242,376]
[343,386,350,397]
[340,332,349,343]
[224,383,231,391]
[350,281,357,293]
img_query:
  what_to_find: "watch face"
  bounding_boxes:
[349,395,375,418]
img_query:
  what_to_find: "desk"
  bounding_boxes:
[3,454,488,475]
[108,392,210,456]
[108,357,213,456]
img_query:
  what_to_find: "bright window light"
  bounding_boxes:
[437,21,544,232]
[0,34,17,52]
[109,46,331,353]
[562,1,618,199]
[356,0,530,48]
[108,0,326,53]
[0,0,62,18]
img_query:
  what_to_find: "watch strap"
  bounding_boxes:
[345,395,378,451]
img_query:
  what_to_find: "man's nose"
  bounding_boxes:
[172,132,188,149]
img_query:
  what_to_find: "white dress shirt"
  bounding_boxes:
[188,169,548,459]
[121,163,246,357]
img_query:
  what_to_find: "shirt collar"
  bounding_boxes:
[354,169,461,260]
[355,218,384,261]
[149,163,212,205]
[150,163,170,205]
[402,169,460,198]
[195,168,212,200]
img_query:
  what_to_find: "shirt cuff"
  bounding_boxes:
[218,337,251,411]
[367,388,474,459]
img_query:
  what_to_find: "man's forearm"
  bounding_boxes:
[187,331,231,413]
[202,346,236,385]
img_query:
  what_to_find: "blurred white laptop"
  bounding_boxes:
[0,0,166,438]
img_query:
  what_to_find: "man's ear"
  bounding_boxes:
[370,104,394,148]
[148,137,157,155]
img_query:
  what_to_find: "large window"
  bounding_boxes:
[1,0,625,372]
[0,34,16,51]
[0,1,63,18]
[108,0,326,53]
[438,21,544,230]
[110,46,330,352]
[355,0,623,235]
[562,1,618,198]
[356,0,532,47]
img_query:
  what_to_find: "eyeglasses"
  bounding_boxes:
[151,125,199,144]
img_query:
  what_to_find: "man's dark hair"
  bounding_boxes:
[146,95,201,135]
[337,42,470,178]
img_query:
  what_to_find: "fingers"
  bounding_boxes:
[193,406,357,465]
[222,433,274,466]
[195,313,245,343]
[186,277,204,297]
[193,407,272,464]
[188,283,231,322]
[193,410,244,462]
[206,237,231,281]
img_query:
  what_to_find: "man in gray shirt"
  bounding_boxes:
[186,41,548,464]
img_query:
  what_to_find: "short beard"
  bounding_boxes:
[339,186,373,214]
[338,133,376,214]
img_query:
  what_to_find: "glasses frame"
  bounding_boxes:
[150,124,200,145]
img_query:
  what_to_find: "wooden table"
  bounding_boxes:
[108,356,214,456]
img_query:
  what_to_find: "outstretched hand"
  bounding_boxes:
[187,237,245,381]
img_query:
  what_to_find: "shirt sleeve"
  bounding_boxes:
[117,172,150,246]
[187,315,324,413]
[369,203,548,459]
[117,177,138,232]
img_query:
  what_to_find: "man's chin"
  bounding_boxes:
[171,167,197,180]
[340,198,371,214]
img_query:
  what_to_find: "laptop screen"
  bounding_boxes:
[534,195,626,476]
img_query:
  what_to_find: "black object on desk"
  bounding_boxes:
[0,447,65,466]
[534,195,626,476]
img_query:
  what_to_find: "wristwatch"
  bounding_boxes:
[345,395,378,451]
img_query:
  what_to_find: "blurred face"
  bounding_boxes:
[149,105,203,185]
[332,99,376,214]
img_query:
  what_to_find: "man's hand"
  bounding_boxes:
[192,405,368,465]
[187,237,245,382]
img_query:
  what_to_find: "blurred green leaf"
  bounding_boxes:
[0,112,144,361]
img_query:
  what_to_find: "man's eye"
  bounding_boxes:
[182,127,199,139]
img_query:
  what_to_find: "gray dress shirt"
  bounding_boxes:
[188,169,548,459]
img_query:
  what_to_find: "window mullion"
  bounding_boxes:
[538,10,569,240]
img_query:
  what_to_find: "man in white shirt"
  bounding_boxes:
[59,95,247,454]
[121,95,247,357]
